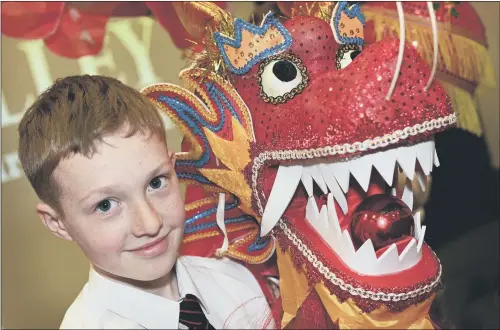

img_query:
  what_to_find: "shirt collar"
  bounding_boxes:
[176,257,210,314]
[88,257,209,329]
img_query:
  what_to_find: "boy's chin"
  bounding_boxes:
[107,256,178,284]
[127,249,180,282]
[94,251,179,284]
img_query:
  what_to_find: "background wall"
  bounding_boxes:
[1,2,498,329]
[474,2,500,168]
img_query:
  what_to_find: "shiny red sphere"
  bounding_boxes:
[350,194,414,250]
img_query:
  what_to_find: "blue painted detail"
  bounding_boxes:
[158,96,214,169]
[205,82,242,125]
[214,13,293,75]
[248,235,271,252]
[184,215,254,235]
[185,197,240,226]
[333,1,365,46]
[177,173,212,185]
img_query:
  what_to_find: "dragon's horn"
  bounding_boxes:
[171,2,230,40]
[277,1,333,18]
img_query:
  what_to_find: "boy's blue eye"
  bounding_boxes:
[96,199,117,213]
[148,176,167,191]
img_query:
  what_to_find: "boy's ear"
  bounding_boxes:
[35,203,73,241]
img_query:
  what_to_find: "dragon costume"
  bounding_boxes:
[142,2,457,328]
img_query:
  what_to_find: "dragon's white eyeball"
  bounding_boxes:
[336,44,362,70]
[258,53,309,104]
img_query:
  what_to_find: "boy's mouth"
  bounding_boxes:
[128,234,169,257]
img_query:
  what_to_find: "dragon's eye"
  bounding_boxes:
[258,53,309,104]
[336,44,363,70]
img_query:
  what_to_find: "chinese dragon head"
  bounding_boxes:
[142,2,457,328]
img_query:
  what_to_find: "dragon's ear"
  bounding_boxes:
[141,69,255,215]
[330,1,365,45]
[179,68,256,142]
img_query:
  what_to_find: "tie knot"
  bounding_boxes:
[184,294,198,302]
[180,294,203,311]
[179,294,214,329]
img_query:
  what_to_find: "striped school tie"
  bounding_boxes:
[179,294,215,329]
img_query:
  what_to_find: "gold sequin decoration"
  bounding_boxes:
[185,197,219,212]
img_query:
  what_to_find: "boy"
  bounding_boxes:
[18,75,274,329]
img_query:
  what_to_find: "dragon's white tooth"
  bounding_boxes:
[397,147,417,181]
[348,157,373,192]
[260,164,303,236]
[341,229,356,255]
[398,238,420,270]
[329,162,351,193]
[356,239,377,263]
[378,243,400,270]
[391,187,398,197]
[319,164,348,214]
[433,149,440,167]
[417,225,427,252]
[327,193,342,236]
[371,150,397,187]
[316,213,332,245]
[307,164,329,194]
[301,171,313,197]
[413,211,422,240]
[305,199,332,246]
[399,238,416,260]
[402,179,414,210]
[306,197,319,223]
[319,205,329,229]
[416,141,434,175]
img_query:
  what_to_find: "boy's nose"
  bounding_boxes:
[132,200,163,237]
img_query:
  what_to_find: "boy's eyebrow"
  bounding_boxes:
[78,185,122,205]
[77,162,170,205]
[145,162,171,181]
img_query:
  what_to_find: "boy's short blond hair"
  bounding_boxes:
[18,75,166,213]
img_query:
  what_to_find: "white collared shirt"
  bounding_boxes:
[60,256,274,329]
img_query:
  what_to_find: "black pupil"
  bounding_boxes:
[99,200,111,211]
[272,60,297,82]
[150,177,162,189]
[350,50,361,61]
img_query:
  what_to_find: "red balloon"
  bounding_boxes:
[350,194,414,250]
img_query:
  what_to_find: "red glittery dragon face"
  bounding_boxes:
[143,2,456,310]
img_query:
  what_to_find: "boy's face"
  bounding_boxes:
[47,130,185,281]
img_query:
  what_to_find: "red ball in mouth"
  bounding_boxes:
[350,194,414,250]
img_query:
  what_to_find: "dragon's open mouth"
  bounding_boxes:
[260,139,438,276]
